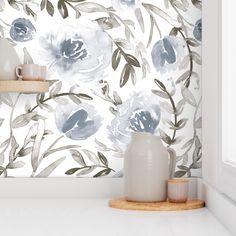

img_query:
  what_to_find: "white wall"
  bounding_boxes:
[202,0,220,188]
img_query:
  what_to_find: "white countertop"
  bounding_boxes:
[0,198,232,236]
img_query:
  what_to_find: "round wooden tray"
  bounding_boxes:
[109,198,205,211]
[0,80,49,93]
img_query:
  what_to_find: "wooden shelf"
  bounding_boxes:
[0,80,49,93]
[109,198,205,211]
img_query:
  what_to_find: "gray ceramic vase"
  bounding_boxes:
[124,132,176,202]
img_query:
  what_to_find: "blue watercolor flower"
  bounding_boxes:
[151,36,186,74]
[193,19,202,42]
[108,91,166,149]
[38,19,112,84]
[55,103,103,140]
[112,0,141,11]
[10,18,36,42]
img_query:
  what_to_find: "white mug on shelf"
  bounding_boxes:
[15,64,46,81]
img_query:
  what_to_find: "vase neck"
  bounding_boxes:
[131,132,162,145]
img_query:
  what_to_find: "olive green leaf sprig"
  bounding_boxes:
[8,0,37,20]
[65,150,115,177]
[40,0,86,19]
[0,94,76,177]
[142,3,181,47]
[169,27,201,88]
[92,80,123,115]
[152,79,187,146]
[175,98,202,177]
[112,41,141,88]
[191,0,201,10]
[29,81,93,113]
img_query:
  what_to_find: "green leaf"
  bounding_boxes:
[65,167,80,175]
[8,0,20,11]
[160,101,173,114]
[186,38,200,47]
[18,147,32,157]
[113,91,122,105]
[125,54,140,67]
[93,169,111,177]
[176,99,185,115]
[154,79,166,91]
[58,0,68,19]
[112,48,121,70]
[24,5,37,19]
[77,93,93,100]
[75,2,107,12]
[8,161,25,169]
[176,71,190,84]
[147,15,154,48]
[115,39,134,50]
[142,3,180,27]
[181,85,197,107]
[176,118,188,129]
[159,129,172,145]
[46,0,54,16]
[178,165,189,171]
[31,121,45,172]
[191,161,202,169]
[70,149,86,166]
[77,166,96,176]
[120,64,131,88]
[96,16,120,30]
[69,95,81,105]
[43,145,81,158]
[174,170,186,177]
[40,0,47,10]
[135,8,144,33]
[194,117,202,129]
[169,27,178,36]
[191,0,201,9]
[50,81,62,97]
[181,139,193,149]
[0,93,13,107]
[152,90,169,99]
[82,149,100,165]
[35,156,65,177]
[191,51,202,65]
[98,152,108,167]
[12,112,37,128]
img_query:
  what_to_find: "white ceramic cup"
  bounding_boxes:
[167,178,189,203]
[15,64,46,81]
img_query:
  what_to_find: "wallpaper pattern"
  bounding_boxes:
[0,0,202,177]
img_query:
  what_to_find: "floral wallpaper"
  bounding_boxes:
[0,0,202,177]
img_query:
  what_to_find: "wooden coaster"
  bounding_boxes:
[0,80,49,93]
[109,198,205,211]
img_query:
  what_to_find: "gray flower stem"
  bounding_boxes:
[0,94,21,176]
[168,0,194,28]
[165,90,178,143]
[109,12,134,39]
[29,92,81,112]
[0,93,21,156]
[183,97,202,158]
[177,28,193,88]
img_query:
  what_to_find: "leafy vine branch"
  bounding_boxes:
[170,27,201,88]
[29,92,92,113]
[152,79,186,146]
[175,98,202,177]
[112,41,140,88]
[65,150,115,177]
